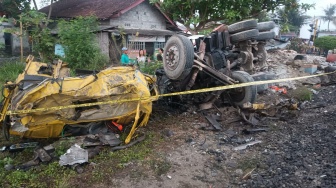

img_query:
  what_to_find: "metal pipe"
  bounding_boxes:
[194,60,236,85]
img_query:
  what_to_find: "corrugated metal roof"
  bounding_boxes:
[39,0,144,20]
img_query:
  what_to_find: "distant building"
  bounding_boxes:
[39,0,180,63]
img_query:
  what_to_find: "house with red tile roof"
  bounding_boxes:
[39,0,180,62]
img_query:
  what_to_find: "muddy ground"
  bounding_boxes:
[1,51,335,188]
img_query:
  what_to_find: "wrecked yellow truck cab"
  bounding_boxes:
[0,56,158,143]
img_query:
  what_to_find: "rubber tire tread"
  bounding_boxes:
[256,31,275,41]
[228,19,258,34]
[163,35,194,80]
[230,71,257,106]
[257,21,276,31]
[177,35,194,79]
[230,29,259,43]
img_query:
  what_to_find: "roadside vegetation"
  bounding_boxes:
[0,131,166,187]
[0,61,25,100]
[314,36,336,51]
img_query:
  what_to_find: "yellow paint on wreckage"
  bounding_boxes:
[1,56,158,143]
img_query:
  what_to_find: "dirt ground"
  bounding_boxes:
[1,50,336,188]
[97,84,336,188]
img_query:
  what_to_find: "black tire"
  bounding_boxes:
[256,31,275,41]
[230,29,259,43]
[228,19,257,34]
[228,71,257,106]
[163,35,194,80]
[257,21,276,31]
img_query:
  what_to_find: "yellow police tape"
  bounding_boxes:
[6,71,336,115]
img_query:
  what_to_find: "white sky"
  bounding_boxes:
[299,0,336,39]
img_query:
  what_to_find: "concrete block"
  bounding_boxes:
[301,64,317,74]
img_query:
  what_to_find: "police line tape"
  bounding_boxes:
[5,71,336,115]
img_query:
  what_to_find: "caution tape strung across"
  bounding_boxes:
[6,71,336,115]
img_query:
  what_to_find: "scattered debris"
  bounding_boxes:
[8,142,39,152]
[270,86,287,94]
[242,128,268,134]
[111,135,146,152]
[233,140,262,151]
[36,148,52,162]
[99,133,121,146]
[59,144,88,166]
[252,103,266,110]
[4,164,14,171]
[161,129,174,137]
[204,115,223,131]
[242,168,255,180]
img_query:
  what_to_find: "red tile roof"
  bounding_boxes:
[39,0,144,20]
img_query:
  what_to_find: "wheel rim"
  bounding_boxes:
[165,45,180,71]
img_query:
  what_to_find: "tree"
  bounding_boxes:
[0,0,31,18]
[151,0,314,34]
[322,4,336,32]
[58,16,108,69]
[276,6,310,33]
[19,10,56,61]
[314,36,336,50]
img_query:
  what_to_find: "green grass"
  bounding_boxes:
[0,61,25,85]
[289,86,313,101]
[0,61,25,100]
[0,132,162,187]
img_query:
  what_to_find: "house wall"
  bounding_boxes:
[96,32,109,57]
[11,33,30,56]
[110,2,166,30]
[0,26,4,45]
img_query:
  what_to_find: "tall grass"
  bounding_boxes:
[0,62,25,100]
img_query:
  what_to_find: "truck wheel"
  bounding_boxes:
[228,71,257,106]
[257,21,276,31]
[228,19,257,34]
[256,31,275,41]
[163,35,194,80]
[230,29,259,43]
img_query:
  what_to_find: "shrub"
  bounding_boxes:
[139,61,163,75]
[314,36,336,50]
[58,16,109,70]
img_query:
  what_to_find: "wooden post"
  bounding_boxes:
[20,15,23,63]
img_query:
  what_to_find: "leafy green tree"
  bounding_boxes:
[58,16,108,69]
[151,0,313,34]
[322,4,336,31]
[314,36,336,50]
[20,10,56,61]
[277,6,310,33]
[0,0,31,18]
